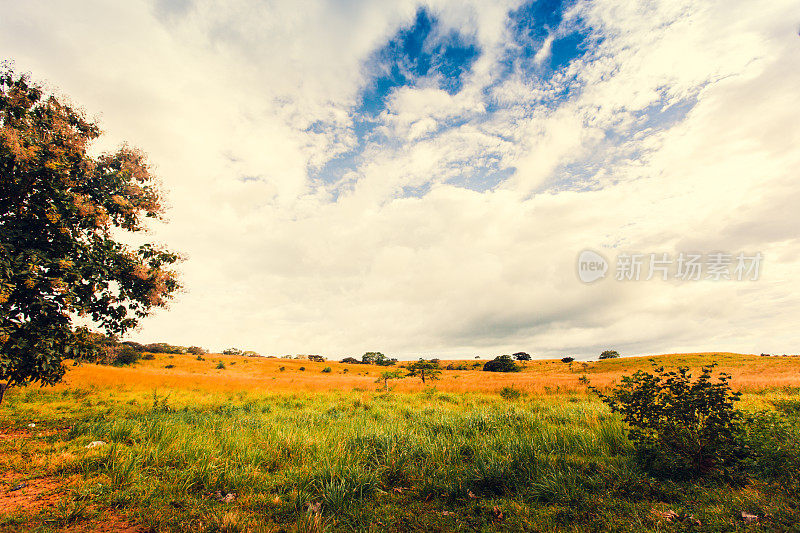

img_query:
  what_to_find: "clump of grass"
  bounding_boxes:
[216,362,226,370]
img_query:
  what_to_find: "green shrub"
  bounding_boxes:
[299,367,306,371]
[590,364,744,478]
[599,350,619,359]
[216,362,225,370]
[112,345,140,366]
[499,386,523,400]
[141,352,155,360]
[321,367,332,373]
[483,355,520,373]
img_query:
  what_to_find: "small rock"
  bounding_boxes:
[85,441,106,449]
[27,423,36,428]
[741,511,758,523]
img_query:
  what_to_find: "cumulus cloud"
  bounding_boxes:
[1,0,798,358]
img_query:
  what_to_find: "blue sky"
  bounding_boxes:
[2,0,799,358]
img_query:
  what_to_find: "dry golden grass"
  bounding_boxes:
[50,351,800,396]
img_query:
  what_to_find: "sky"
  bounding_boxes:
[1,0,799,359]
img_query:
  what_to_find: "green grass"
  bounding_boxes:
[2,387,800,532]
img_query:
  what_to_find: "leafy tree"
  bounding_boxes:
[599,350,620,360]
[187,346,206,355]
[561,357,574,363]
[222,347,243,356]
[483,355,521,373]
[588,363,745,478]
[406,359,441,384]
[375,370,404,391]
[0,68,180,403]
[361,351,396,366]
[513,352,532,361]
[340,357,361,364]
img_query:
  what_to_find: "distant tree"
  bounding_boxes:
[483,355,521,373]
[406,359,441,384]
[361,351,396,366]
[340,357,361,364]
[561,357,575,363]
[187,346,207,355]
[0,68,180,403]
[513,352,532,361]
[375,370,404,391]
[242,350,260,357]
[222,347,243,356]
[474,356,481,359]
[307,354,325,362]
[599,350,620,360]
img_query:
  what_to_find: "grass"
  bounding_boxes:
[1,352,799,531]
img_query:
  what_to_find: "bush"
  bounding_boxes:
[322,367,332,373]
[164,364,175,369]
[513,352,532,361]
[141,352,155,360]
[222,348,243,356]
[499,386,523,400]
[187,346,207,355]
[599,350,619,360]
[590,363,744,478]
[216,362,225,370]
[561,357,574,363]
[299,367,306,371]
[340,357,361,364]
[112,345,141,366]
[483,355,520,373]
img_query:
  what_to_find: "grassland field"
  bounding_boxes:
[1,352,799,532]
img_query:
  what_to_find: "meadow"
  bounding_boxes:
[1,352,799,532]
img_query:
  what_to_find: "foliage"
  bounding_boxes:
[143,342,185,354]
[406,359,441,383]
[561,357,575,363]
[222,348,242,356]
[215,362,225,370]
[589,363,745,478]
[483,355,521,373]
[375,370,404,390]
[361,351,396,366]
[340,357,361,364]
[321,367,332,373]
[0,67,180,399]
[513,352,532,361]
[112,345,140,366]
[187,346,206,355]
[599,350,620,360]
[499,386,523,400]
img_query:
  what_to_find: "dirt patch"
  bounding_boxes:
[66,515,144,533]
[0,476,66,515]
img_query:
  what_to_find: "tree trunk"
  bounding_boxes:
[421,371,425,384]
[0,383,7,404]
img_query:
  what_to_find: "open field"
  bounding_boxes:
[1,353,799,532]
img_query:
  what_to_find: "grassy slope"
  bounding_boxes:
[1,353,799,532]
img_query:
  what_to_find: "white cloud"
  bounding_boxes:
[1,0,798,358]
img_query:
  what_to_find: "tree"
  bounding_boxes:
[561,357,574,363]
[599,350,620,360]
[0,67,180,403]
[361,351,396,366]
[375,370,404,391]
[187,346,207,355]
[222,348,243,356]
[406,359,441,384]
[513,352,532,361]
[483,355,520,373]
[340,357,361,364]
